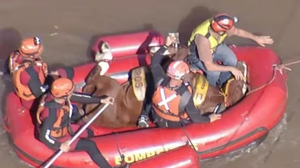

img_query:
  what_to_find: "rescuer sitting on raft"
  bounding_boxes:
[36,77,128,168]
[9,37,76,110]
[186,13,274,87]
[8,37,50,109]
[138,35,221,128]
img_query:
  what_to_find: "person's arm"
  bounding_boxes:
[38,108,62,149]
[195,35,234,72]
[52,67,74,80]
[185,97,210,123]
[227,26,274,47]
[151,45,168,67]
[70,92,109,104]
[150,45,168,85]
[227,26,256,40]
[22,67,47,97]
[70,105,82,121]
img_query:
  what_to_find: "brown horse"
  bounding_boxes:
[82,63,143,128]
[81,45,247,128]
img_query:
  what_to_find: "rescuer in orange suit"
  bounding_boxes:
[139,35,221,128]
[9,37,75,110]
[37,77,129,168]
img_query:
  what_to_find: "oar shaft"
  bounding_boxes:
[43,103,109,168]
[69,103,109,144]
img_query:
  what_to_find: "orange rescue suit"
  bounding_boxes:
[152,84,193,121]
[36,95,70,138]
[11,53,48,100]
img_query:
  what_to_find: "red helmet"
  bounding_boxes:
[167,61,190,80]
[19,37,43,58]
[211,13,238,32]
[51,78,75,98]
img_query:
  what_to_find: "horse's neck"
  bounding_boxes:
[123,84,140,107]
[121,82,130,91]
[183,72,196,86]
[86,64,103,83]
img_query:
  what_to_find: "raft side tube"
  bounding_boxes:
[91,30,165,59]
[130,145,200,168]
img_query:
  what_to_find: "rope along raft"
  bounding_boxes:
[246,59,300,96]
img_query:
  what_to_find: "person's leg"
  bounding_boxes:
[152,112,182,128]
[191,60,221,87]
[213,44,238,86]
[59,127,126,168]
[138,72,155,128]
[137,100,152,127]
[185,50,221,86]
[69,124,94,138]
[213,44,237,66]
[75,138,113,168]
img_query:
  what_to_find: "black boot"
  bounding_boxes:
[138,115,149,128]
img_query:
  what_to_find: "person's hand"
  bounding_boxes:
[60,140,71,152]
[254,36,274,47]
[165,35,177,47]
[230,67,244,80]
[50,71,59,76]
[101,96,114,105]
[209,114,222,122]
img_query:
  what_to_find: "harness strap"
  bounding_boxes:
[155,83,191,118]
[43,101,71,136]
[153,104,182,118]
[67,100,74,136]
[178,83,192,113]
[179,89,192,113]
[205,32,211,39]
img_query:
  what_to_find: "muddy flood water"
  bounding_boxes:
[0,0,299,168]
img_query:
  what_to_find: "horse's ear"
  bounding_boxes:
[83,84,97,95]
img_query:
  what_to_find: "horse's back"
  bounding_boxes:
[91,75,122,96]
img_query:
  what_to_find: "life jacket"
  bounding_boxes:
[188,19,228,54]
[152,81,193,122]
[12,59,48,101]
[36,94,71,138]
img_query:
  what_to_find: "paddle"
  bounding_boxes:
[43,103,110,168]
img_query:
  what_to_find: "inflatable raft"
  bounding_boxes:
[3,31,288,168]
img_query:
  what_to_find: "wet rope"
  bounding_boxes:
[180,120,200,154]
[246,59,300,96]
[114,132,126,166]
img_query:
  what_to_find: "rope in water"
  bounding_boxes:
[246,59,300,95]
